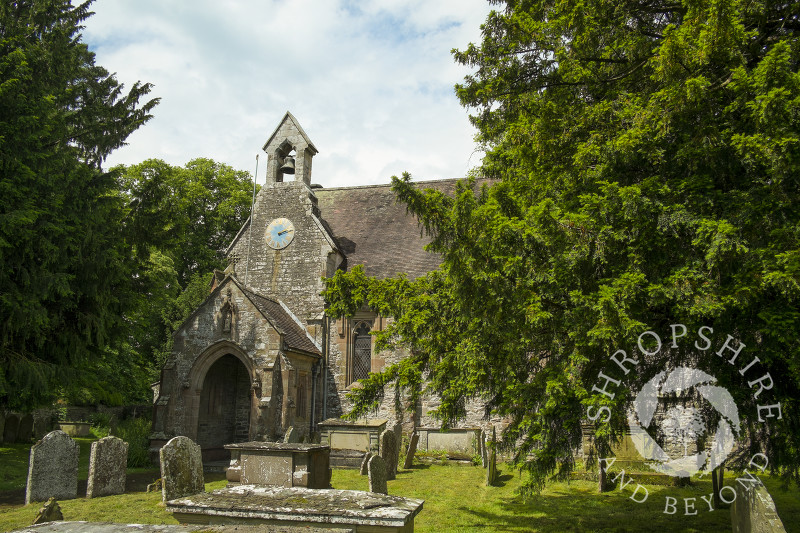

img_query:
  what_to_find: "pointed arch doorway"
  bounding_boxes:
[196,353,251,461]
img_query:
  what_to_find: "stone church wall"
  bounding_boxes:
[228,181,336,336]
[154,281,282,442]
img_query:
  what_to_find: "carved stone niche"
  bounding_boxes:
[216,288,237,337]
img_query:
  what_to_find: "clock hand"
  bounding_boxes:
[278,229,293,235]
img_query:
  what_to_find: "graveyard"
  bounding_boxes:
[1,427,799,532]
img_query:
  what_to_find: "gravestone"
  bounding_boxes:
[25,430,79,504]
[4,414,19,444]
[403,432,419,470]
[87,436,128,498]
[309,431,321,444]
[359,452,373,476]
[284,426,298,444]
[379,429,397,481]
[480,430,487,467]
[17,414,33,443]
[367,455,388,495]
[599,460,608,493]
[486,426,497,487]
[33,414,51,439]
[32,498,63,525]
[392,422,402,451]
[160,436,205,502]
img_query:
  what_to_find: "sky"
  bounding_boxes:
[82,0,494,188]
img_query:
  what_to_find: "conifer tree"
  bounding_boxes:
[0,0,158,409]
[323,0,800,491]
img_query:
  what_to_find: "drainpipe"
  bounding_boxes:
[322,313,329,423]
[310,361,318,433]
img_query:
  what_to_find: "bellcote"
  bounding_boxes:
[263,111,318,186]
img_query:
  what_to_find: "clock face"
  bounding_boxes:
[266,218,295,250]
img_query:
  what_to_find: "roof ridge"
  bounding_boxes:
[315,177,464,192]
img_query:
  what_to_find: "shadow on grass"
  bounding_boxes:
[456,483,730,532]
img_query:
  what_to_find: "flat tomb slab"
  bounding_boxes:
[167,485,424,533]
[10,522,350,533]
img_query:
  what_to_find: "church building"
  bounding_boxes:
[149,112,476,460]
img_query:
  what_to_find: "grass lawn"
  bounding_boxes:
[1,441,799,532]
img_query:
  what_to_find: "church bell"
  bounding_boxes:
[280,155,296,175]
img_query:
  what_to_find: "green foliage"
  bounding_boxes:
[120,158,257,286]
[0,0,158,410]
[114,416,153,468]
[115,159,256,378]
[324,0,800,495]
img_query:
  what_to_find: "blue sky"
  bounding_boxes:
[82,0,494,188]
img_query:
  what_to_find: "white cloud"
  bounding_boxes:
[83,0,492,187]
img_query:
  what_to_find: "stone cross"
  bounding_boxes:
[159,436,205,502]
[367,455,388,495]
[25,430,79,504]
[87,436,128,498]
[486,426,498,487]
[360,451,373,476]
[379,429,398,481]
[403,431,419,470]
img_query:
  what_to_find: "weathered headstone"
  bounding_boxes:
[159,436,205,502]
[360,451,373,476]
[25,430,79,504]
[486,426,498,487]
[480,430,487,467]
[4,414,19,444]
[33,414,50,439]
[403,432,419,470]
[17,414,34,443]
[367,455,388,495]
[87,436,128,498]
[32,498,63,525]
[379,429,397,481]
[392,423,403,472]
[283,426,298,443]
[598,460,608,493]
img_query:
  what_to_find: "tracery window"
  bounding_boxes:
[352,321,372,382]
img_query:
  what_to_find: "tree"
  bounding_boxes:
[323,0,800,492]
[0,0,158,410]
[118,158,256,373]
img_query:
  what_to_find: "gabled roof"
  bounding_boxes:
[240,286,321,357]
[316,178,485,280]
[262,111,318,154]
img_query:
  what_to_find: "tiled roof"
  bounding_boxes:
[315,179,478,280]
[241,287,321,356]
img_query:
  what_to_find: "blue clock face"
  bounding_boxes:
[266,217,295,250]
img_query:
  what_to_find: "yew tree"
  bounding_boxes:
[323,0,800,491]
[0,0,158,409]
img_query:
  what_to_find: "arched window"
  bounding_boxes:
[352,322,372,381]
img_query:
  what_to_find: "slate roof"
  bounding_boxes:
[315,179,477,280]
[240,287,321,356]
